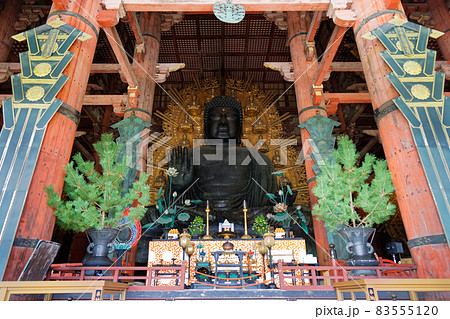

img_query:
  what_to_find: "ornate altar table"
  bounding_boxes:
[148,238,306,286]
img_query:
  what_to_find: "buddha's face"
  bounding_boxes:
[205,106,240,141]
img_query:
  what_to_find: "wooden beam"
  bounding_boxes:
[383,0,401,10]
[52,0,69,11]
[349,104,368,125]
[312,26,348,104]
[97,9,120,28]
[127,11,144,45]
[314,26,347,87]
[0,0,23,61]
[0,63,122,74]
[73,140,95,162]
[306,11,323,43]
[323,92,372,104]
[103,26,138,88]
[0,94,127,105]
[357,137,379,161]
[82,95,128,105]
[427,0,450,60]
[103,0,331,12]
[2,61,447,75]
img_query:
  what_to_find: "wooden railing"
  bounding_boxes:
[46,262,186,291]
[46,259,416,292]
[277,260,417,291]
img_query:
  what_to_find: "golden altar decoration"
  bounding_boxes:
[148,238,306,286]
[147,76,309,206]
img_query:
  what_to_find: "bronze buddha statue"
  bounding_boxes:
[169,96,278,223]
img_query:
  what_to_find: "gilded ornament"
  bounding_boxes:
[430,30,444,39]
[34,63,52,77]
[26,86,45,101]
[361,32,376,41]
[252,119,267,134]
[396,40,414,53]
[47,18,66,28]
[411,84,430,100]
[12,33,26,42]
[244,96,259,116]
[178,116,194,133]
[187,100,201,116]
[403,61,422,75]
[78,33,93,42]
[388,18,407,26]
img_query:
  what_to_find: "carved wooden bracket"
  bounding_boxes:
[113,102,126,117]
[0,66,13,84]
[97,9,120,27]
[127,86,139,109]
[325,98,339,116]
[263,11,288,30]
[53,0,69,11]
[154,63,185,83]
[437,62,450,80]
[97,1,125,27]
[161,12,184,31]
[312,84,324,106]
[305,41,316,61]
[135,43,145,63]
[327,0,356,27]
[263,62,294,82]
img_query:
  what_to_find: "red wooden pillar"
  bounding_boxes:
[287,12,330,266]
[3,0,102,281]
[427,0,450,60]
[130,12,161,121]
[352,0,450,279]
[0,0,21,128]
[120,13,161,268]
[0,0,22,61]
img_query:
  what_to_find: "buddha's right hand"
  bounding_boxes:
[169,146,194,190]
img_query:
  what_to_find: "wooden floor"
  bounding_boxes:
[0,280,129,301]
[333,278,450,301]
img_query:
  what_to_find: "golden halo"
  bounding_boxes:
[33,63,52,77]
[403,61,421,75]
[26,86,45,102]
[411,84,430,100]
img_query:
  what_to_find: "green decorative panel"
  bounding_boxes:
[299,114,345,257]
[363,17,450,242]
[298,113,341,175]
[111,115,152,193]
[0,18,92,279]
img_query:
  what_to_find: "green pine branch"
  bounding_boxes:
[312,135,395,230]
[45,133,151,231]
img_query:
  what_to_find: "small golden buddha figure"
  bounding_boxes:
[244,95,259,116]
[252,119,267,134]
[258,135,269,153]
[178,115,194,133]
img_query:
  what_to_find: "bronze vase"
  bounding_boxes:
[83,228,119,267]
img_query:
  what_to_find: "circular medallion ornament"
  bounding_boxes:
[411,84,430,100]
[114,208,142,249]
[396,40,414,53]
[26,86,45,101]
[34,63,52,77]
[213,0,245,23]
[403,61,422,75]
